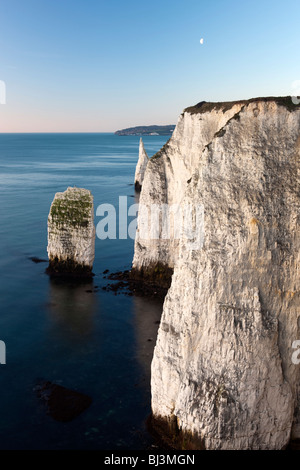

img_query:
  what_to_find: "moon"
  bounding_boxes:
[200,38,204,45]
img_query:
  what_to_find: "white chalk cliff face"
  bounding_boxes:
[133,98,300,449]
[47,187,95,274]
[133,102,246,270]
[134,138,149,191]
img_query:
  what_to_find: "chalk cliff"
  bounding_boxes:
[133,98,300,449]
[134,138,149,191]
[133,100,248,271]
[47,187,95,276]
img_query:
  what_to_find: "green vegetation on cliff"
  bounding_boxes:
[184,96,298,114]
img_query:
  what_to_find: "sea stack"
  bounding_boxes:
[47,187,95,277]
[134,138,149,191]
[132,97,300,449]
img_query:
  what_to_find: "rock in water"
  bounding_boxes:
[35,381,92,422]
[47,187,95,277]
[134,138,149,191]
[134,97,300,449]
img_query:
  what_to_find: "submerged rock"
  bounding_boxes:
[29,256,48,264]
[134,138,149,191]
[102,267,171,299]
[134,97,300,449]
[35,381,92,422]
[47,187,95,278]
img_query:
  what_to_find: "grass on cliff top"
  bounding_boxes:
[50,191,93,228]
[184,96,298,114]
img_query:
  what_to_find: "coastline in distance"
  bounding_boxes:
[115,124,175,136]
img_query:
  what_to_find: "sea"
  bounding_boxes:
[0,132,169,450]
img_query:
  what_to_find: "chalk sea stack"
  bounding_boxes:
[47,187,95,278]
[134,138,149,192]
[132,97,300,449]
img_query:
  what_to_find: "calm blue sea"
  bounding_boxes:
[0,133,168,450]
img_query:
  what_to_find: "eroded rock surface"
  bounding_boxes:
[134,138,149,191]
[47,187,95,277]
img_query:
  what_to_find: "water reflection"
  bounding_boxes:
[47,279,97,345]
[132,296,163,382]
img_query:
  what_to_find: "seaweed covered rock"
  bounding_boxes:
[47,187,95,277]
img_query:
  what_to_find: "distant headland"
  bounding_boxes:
[114,125,175,136]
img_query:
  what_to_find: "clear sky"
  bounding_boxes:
[0,0,299,132]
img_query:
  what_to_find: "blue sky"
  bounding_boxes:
[0,0,299,132]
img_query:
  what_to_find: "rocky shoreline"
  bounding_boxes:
[102,267,172,300]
